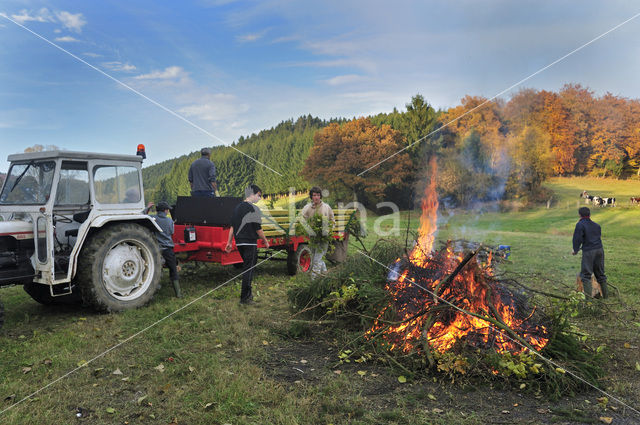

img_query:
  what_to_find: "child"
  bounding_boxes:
[148,201,182,298]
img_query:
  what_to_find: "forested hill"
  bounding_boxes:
[142,115,330,203]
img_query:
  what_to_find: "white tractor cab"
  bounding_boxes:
[0,148,163,327]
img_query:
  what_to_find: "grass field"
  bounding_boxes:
[1,177,639,424]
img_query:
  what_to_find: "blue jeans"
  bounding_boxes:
[191,190,215,198]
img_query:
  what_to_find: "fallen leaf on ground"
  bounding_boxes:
[154,364,165,372]
[262,340,269,345]
[432,408,443,414]
[333,370,342,375]
[427,394,436,400]
[42,359,52,366]
[137,395,147,405]
[188,366,195,372]
[106,407,115,414]
[397,376,407,383]
[22,367,32,374]
[112,368,123,375]
[599,417,613,424]
[357,370,366,376]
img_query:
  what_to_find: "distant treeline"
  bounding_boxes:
[142,84,640,207]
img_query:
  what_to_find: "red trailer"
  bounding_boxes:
[170,196,355,275]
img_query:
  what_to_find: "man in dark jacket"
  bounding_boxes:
[148,201,182,298]
[188,147,218,197]
[225,184,269,304]
[572,207,607,298]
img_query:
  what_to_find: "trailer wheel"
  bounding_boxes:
[287,244,312,275]
[23,282,82,305]
[76,223,162,312]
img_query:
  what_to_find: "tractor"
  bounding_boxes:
[0,147,162,328]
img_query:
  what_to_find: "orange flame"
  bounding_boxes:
[409,157,439,264]
[367,157,548,355]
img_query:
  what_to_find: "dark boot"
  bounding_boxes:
[172,280,182,298]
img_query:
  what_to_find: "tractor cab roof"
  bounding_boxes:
[7,150,143,164]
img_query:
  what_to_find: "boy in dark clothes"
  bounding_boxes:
[148,201,182,298]
[572,206,608,298]
[225,185,269,304]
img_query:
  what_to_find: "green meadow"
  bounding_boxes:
[0,177,638,424]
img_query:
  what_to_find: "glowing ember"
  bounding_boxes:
[367,158,549,355]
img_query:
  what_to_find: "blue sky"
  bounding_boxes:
[1,1,640,173]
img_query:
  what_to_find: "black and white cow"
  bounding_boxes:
[580,190,594,204]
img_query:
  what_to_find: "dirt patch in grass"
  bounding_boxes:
[262,330,639,424]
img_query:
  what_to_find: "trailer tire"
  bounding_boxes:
[23,282,82,305]
[287,244,312,275]
[76,223,162,312]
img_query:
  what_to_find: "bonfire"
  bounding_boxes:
[367,158,549,357]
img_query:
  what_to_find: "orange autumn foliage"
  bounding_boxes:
[302,117,414,206]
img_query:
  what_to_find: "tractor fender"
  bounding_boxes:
[68,214,162,280]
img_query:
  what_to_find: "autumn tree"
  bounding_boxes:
[507,125,553,197]
[589,93,630,177]
[302,117,414,208]
[437,131,504,207]
[539,92,578,175]
[438,95,507,168]
[558,84,595,174]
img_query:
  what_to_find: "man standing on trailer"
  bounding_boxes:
[188,147,218,197]
[225,184,270,304]
[301,186,335,279]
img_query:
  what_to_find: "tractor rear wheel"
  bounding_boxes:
[76,223,162,312]
[287,244,312,275]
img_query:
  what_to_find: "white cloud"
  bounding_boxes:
[178,93,249,124]
[102,61,137,72]
[55,11,86,33]
[83,52,102,58]
[134,66,188,81]
[9,9,87,34]
[54,36,80,43]
[11,8,54,24]
[324,74,366,86]
[236,33,263,42]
